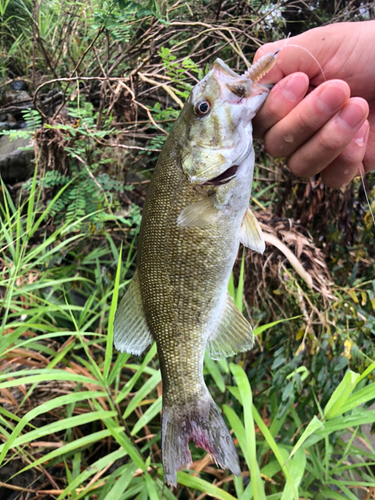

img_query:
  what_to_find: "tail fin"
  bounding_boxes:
[162,392,240,486]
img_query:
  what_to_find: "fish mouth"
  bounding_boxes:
[203,165,238,186]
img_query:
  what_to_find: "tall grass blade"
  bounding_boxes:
[102,417,145,470]
[124,370,161,419]
[0,391,107,463]
[145,472,160,500]
[56,448,129,500]
[177,472,237,500]
[280,448,306,500]
[116,343,157,404]
[0,411,116,451]
[131,396,162,436]
[223,404,248,459]
[230,363,265,500]
[338,383,375,415]
[102,463,138,500]
[104,244,122,381]
[18,429,119,474]
[253,316,301,337]
[324,370,360,419]
[252,405,297,499]
[288,415,323,460]
[204,351,225,392]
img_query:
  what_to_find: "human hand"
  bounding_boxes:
[252,21,375,188]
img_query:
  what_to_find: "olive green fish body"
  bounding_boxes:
[139,141,248,403]
[114,54,276,486]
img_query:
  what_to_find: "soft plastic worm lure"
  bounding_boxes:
[242,49,280,82]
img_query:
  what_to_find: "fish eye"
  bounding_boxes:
[194,99,211,117]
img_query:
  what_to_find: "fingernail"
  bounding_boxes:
[352,121,368,146]
[338,101,367,129]
[317,84,348,113]
[283,74,308,101]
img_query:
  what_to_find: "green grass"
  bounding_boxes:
[1,178,375,499]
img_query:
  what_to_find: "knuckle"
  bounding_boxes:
[337,145,364,167]
[263,131,285,158]
[318,133,343,153]
[295,109,319,135]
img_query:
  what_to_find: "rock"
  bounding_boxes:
[0,135,34,183]
[0,122,18,133]
[0,113,18,132]
[2,90,32,107]
[10,80,28,91]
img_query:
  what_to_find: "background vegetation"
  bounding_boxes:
[1,0,375,499]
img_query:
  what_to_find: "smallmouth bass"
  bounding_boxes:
[114,52,277,486]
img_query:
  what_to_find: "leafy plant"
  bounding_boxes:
[158,46,203,99]
[0,108,42,140]
[1,0,375,498]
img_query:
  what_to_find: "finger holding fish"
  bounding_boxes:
[320,120,369,188]
[254,74,369,183]
[252,22,375,187]
[261,79,352,158]
[287,97,369,179]
[252,72,310,139]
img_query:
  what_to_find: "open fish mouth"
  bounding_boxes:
[203,165,239,186]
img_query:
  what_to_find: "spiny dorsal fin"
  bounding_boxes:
[114,270,153,355]
[206,293,254,360]
[177,197,221,228]
[240,207,265,254]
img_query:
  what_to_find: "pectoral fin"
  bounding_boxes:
[240,207,265,254]
[207,293,254,360]
[114,270,153,355]
[177,197,221,227]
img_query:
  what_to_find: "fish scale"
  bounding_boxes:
[139,148,233,405]
[114,52,278,486]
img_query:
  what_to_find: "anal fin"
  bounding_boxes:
[207,293,254,360]
[114,270,153,355]
[240,207,265,254]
